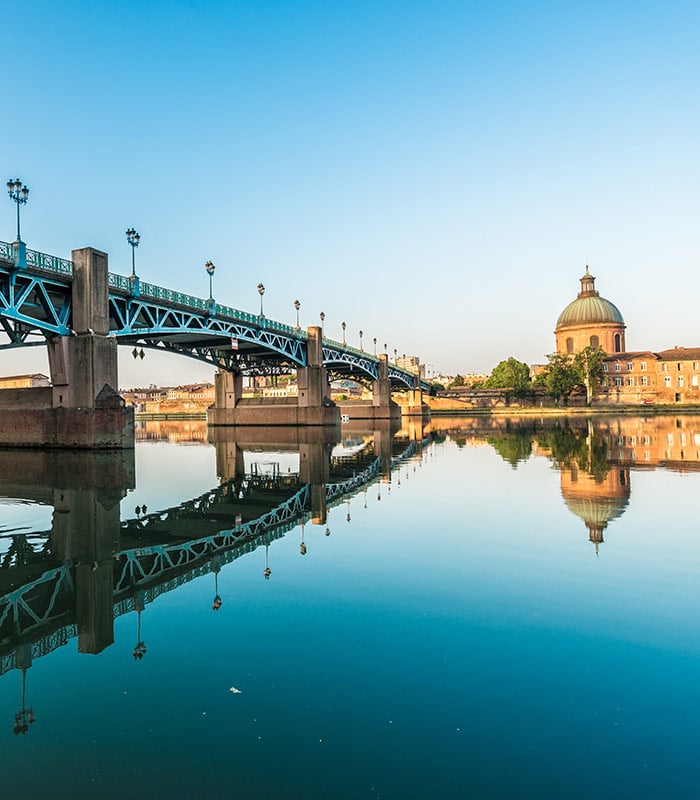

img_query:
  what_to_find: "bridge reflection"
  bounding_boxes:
[0,421,432,733]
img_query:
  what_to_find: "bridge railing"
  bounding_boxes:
[324,336,375,362]
[0,240,73,275]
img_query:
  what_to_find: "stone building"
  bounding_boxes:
[554,268,700,405]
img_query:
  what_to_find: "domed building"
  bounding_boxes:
[555,267,626,355]
[561,464,630,552]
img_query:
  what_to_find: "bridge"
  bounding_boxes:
[0,239,430,446]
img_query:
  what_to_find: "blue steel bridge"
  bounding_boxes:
[0,239,427,389]
[0,435,427,677]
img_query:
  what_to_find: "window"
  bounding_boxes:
[602,364,608,372]
[626,377,634,386]
[615,376,623,386]
[615,363,621,372]
[627,362,633,371]
[677,362,682,371]
[590,335,599,349]
[642,436,651,445]
[667,433,674,445]
[662,363,668,372]
[566,337,574,354]
[694,362,699,370]
[640,362,647,371]
[644,450,651,461]
[665,376,671,387]
[640,376,648,386]
[617,436,625,445]
[614,333,621,352]
[629,436,637,445]
[692,375,699,387]
[679,376,684,388]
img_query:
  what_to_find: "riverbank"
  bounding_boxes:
[428,403,700,417]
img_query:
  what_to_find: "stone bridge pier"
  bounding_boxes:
[0,247,133,448]
[209,326,339,427]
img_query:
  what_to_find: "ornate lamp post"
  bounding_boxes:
[125,228,140,278]
[319,311,325,335]
[394,348,398,362]
[257,283,265,316]
[7,179,29,243]
[294,299,301,330]
[341,321,346,346]
[211,561,222,611]
[205,260,216,305]
[132,592,147,660]
[373,337,377,356]
[359,330,364,352]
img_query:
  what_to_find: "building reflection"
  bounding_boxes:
[431,414,700,550]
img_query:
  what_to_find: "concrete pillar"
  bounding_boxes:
[47,248,118,409]
[310,483,328,526]
[214,369,242,410]
[51,486,120,655]
[298,326,330,408]
[373,420,394,478]
[372,354,392,407]
[299,440,330,485]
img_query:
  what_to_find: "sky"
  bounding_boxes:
[1,0,698,386]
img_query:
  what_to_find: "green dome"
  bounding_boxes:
[556,295,624,329]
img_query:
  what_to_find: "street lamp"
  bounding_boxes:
[384,343,388,355]
[205,260,215,304]
[257,283,265,316]
[394,348,398,362]
[359,330,364,351]
[373,337,377,356]
[319,311,325,335]
[342,321,346,346]
[7,179,29,242]
[294,299,301,330]
[125,228,140,278]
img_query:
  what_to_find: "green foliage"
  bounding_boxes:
[487,431,534,468]
[449,374,465,388]
[484,357,531,396]
[573,345,606,405]
[537,422,609,481]
[430,382,445,395]
[534,353,579,404]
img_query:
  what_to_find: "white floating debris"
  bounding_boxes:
[229,686,243,694]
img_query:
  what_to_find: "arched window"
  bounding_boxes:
[566,337,574,354]
[614,333,621,353]
[590,335,599,349]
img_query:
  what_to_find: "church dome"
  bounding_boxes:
[556,266,624,330]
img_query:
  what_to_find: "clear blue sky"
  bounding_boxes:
[2,0,698,386]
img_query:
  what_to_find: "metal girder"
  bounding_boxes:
[109,294,307,366]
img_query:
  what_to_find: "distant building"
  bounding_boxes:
[395,356,424,379]
[0,373,50,389]
[554,268,700,405]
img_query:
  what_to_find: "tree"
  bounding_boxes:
[573,345,606,405]
[448,374,465,388]
[534,353,579,405]
[484,357,531,396]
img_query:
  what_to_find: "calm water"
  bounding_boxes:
[2,415,700,799]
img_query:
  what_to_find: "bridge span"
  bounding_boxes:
[0,239,429,446]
